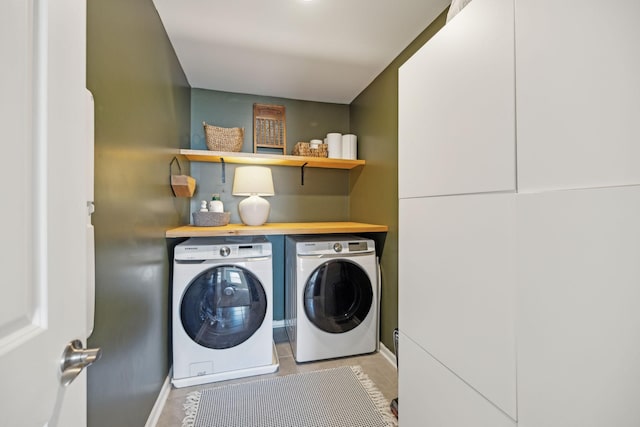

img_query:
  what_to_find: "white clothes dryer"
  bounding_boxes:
[172,236,278,388]
[285,235,379,363]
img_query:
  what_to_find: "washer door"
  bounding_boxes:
[181,265,267,349]
[303,259,373,334]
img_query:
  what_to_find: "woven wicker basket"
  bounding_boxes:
[203,122,244,152]
[292,142,328,158]
[192,211,231,227]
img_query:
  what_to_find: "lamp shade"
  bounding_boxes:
[232,166,275,196]
[232,166,275,226]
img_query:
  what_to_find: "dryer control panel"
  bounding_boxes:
[296,236,374,256]
[348,241,368,252]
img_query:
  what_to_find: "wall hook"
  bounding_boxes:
[170,156,182,175]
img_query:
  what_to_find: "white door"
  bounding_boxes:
[0,0,95,426]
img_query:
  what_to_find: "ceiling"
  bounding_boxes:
[152,0,450,104]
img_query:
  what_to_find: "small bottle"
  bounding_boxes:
[199,200,208,212]
[208,194,224,213]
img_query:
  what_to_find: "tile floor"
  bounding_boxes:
[156,328,398,426]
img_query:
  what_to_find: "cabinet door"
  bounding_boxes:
[398,0,515,199]
[517,186,640,426]
[399,193,516,418]
[399,332,517,427]
[516,0,640,192]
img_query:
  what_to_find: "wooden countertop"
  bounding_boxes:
[166,221,388,238]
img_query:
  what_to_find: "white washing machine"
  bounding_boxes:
[285,235,379,362]
[172,236,278,388]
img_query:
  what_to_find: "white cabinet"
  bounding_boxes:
[516,0,640,192]
[398,0,517,421]
[399,332,517,427]
[398,0,515,199]
[399,194,516,418]
[516,186,640,427]
[399,0,640,425]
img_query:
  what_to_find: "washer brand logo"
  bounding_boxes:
[184,247,198,251]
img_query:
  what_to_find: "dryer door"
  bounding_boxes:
[180,265,267,349]
[303,259,373,334]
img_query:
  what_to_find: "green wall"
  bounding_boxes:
[191,89,350,152]
[349,8,448,349]
[189,89,351,225]
[86,0,191,425]
[190,90,352,319]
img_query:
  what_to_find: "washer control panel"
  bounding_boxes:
[175,236,271,261]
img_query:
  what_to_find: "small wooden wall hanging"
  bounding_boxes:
[169,157,196,197]
[253,103,286,154]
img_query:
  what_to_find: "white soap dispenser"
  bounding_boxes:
[208,194,224,213]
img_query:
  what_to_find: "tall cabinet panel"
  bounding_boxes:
[399,194,516,418]
[399,332,516,427]
[516,0,640,192]
[398,0,517,423]
[400,0,640,424]
[516,186,640,427]
[398,0,515,199]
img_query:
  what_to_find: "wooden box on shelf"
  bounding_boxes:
[292,142,328,158]
[170,175,196,197]
[253,103,286,154]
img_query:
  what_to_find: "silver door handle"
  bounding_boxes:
[60,339,102,386]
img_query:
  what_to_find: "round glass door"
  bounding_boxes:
[303,259,373,334]
[181,265,267,349]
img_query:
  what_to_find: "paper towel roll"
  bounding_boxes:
[326,133,342,159]
[341,134,357,160]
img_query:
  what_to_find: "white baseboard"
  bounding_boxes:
[145,372,172,427]
[379,342,397,369]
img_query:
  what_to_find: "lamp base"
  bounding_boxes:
[238,195,271,226]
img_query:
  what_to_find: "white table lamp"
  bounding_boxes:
[232,166,275,226]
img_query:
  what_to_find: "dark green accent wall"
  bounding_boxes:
[191,89,350,152]
[190,90,352,319]
[86,0,191,425]
[349,8,448,349]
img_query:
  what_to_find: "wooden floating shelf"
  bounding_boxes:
[166,221,388,238]
[180,149,365,170]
